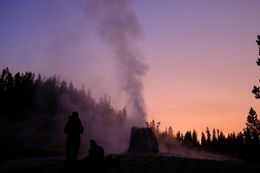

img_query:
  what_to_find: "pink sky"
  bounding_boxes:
[138,1,260,134]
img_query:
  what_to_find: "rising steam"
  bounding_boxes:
[88,0,148,127]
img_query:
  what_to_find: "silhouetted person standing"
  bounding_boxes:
[64,111,83,162]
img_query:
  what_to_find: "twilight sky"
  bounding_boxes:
[0,0,260,135]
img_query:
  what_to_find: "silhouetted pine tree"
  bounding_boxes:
[244,108,259,138]
[201,132,207,147]
[192,129,199,147]
[168,126,173,137]
[252,35,260,98]
[212,128,217,148]
[183,130,193,147]
[217,130,226,152]
[176,130,182,141]
[243,107,260,161]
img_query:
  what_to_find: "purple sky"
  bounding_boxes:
[1,0,260,134]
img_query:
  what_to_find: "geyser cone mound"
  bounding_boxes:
[128,127,159,154]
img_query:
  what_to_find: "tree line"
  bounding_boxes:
[0,67,129,157]
[148,107,260,162]
[0,67,88,120]
[0,67,127,121]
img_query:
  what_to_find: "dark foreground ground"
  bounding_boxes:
[1,155,259,173]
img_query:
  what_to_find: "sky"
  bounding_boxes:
[0,0,260,135]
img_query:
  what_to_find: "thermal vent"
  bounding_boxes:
[128,127,159,154]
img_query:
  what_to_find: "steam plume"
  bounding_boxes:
[88,0,148,126]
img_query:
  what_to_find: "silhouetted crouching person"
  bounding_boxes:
[83,139,105,173]
[64,111,84,162]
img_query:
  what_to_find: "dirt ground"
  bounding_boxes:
[107,155,260,173]
[1,154,259,173]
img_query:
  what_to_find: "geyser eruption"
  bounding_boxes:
[89,0,148,127]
